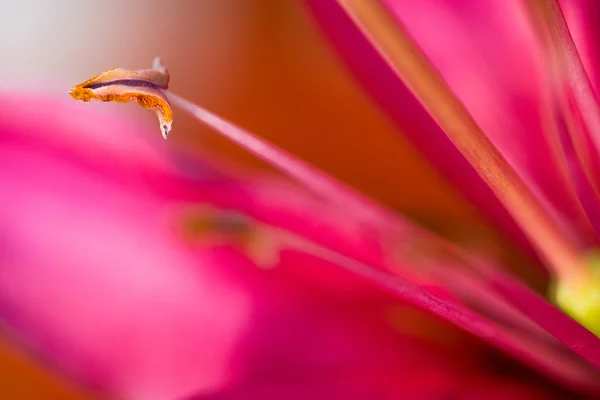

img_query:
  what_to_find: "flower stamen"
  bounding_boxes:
[69,57,173,139]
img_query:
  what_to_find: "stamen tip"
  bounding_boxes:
[161,123,171,140]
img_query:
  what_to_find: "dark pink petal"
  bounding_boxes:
[191,370,564,400]
[380,0,580,230]
[490,270,600,370]
[560,0,600,97]
[1,94,577,399]
[547,99,600,237]
[304,0,598,253]
[527,0,600,239]
[0,96,253,399]
[167,91,600,392]
[187,249,576,400]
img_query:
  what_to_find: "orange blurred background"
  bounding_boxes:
[0,1,505,397]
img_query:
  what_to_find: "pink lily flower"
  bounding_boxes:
[3,1,600,399]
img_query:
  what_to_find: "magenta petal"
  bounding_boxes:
[490,270,600,369]
[0,97,257,399]
[551,108,600,237]
[167,91,600,391]
[6,93,600,398]
[187,252,572,400]
[0,94,570,400]
[304,0,599,251]
[560,0,600,97]
[536,0,600,239]
[0,94,395,398]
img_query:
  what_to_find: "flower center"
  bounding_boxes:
[554,252,600,336]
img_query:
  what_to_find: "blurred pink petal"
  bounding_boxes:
[0,93,586,399]
[168,91,600,392]
[0,94,254,399]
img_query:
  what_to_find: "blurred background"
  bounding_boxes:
[0,0,514,398]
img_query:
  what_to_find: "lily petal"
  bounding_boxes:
[0,95,254,399]
[0,93,593,399]
[560,0,600,97]
[167,91,600,392]
[304,0,598,256]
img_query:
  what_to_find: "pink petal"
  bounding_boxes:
[560,0,600,97]
[304,0,598,252]
[168,91,600,392]
[0,95,254,399]
[490,270,600,370]
[529,0,600,238]
[0,93,588,399]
